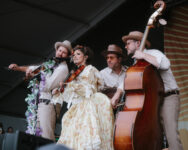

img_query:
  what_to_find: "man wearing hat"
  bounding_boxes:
[122,31,183,150]
[100,44,126,109]
[9,40,72,141]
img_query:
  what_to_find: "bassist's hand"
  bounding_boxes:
[132,51,145,60]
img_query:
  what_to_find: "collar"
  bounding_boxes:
[143,49,147,53]
[107,65,126,74]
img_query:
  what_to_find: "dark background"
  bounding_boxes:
[0,0,186,118]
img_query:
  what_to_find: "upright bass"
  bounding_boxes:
[114,1,166,150]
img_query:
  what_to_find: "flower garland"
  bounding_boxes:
[25,59,56,136]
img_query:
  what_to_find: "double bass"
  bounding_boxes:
[114,1,166,150]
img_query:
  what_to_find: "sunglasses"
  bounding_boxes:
[106,56,117,60]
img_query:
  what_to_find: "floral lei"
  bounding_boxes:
[25,59,56,136]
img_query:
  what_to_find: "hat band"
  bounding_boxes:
[106,51,122,56]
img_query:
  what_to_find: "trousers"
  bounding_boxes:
[37,103,56,141]
[161,94,183,150]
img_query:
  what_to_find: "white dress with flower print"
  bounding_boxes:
[57,65,114,150]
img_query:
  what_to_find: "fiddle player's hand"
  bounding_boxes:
[132,51,145,60]
[52,88,59,95]
[25,68,34,79]
[58,82,67,93]
[8,64,18,71]
[59,81,64,87]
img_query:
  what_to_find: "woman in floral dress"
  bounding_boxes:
[57,45,114,150]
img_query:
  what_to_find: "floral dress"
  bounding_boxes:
[57,65,114,150]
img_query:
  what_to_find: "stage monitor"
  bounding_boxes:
[2,130,54,150]
[0,134,4,150]
[37,143,72,150]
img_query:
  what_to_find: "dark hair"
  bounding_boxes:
[73,45,94,65]
[0,122,5,134]
[7,126,13,130]
[7,126,13,133]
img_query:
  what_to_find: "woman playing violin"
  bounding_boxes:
[57,45,114,150]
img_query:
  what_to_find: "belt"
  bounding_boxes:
[164,90,179,97]
[39,99,51,105]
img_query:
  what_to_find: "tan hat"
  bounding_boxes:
[122,31,151,48]
[54,40,72,54]
[102,44,123,57]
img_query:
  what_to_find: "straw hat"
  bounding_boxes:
[54,40,72,54]
[122,31,151,48]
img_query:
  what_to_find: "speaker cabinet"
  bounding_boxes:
[0,134,4,150]
[2,130,54,150]
[36,143,72,150]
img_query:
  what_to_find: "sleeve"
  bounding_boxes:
[27,65,39,71]
[147,50,170,70]
[44,63,69,91]
[99,69,108,88]
[158,54,170,70]
[117,81,124,91]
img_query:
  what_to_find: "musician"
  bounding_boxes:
[122,31,183,150]
[57,45,114,150]
[100,44,126,109]
[8,40,72,141]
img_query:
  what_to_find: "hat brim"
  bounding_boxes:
[55,42,71,53]
[101,50,124,57]
[122,35,151,48]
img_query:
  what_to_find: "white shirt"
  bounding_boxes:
[144,49,179,92]
[100,66,126,91]
[28,61,69,104]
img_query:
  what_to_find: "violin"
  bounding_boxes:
[32,57,69,74]
[58,65,85,93]
[25,57,70,81]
